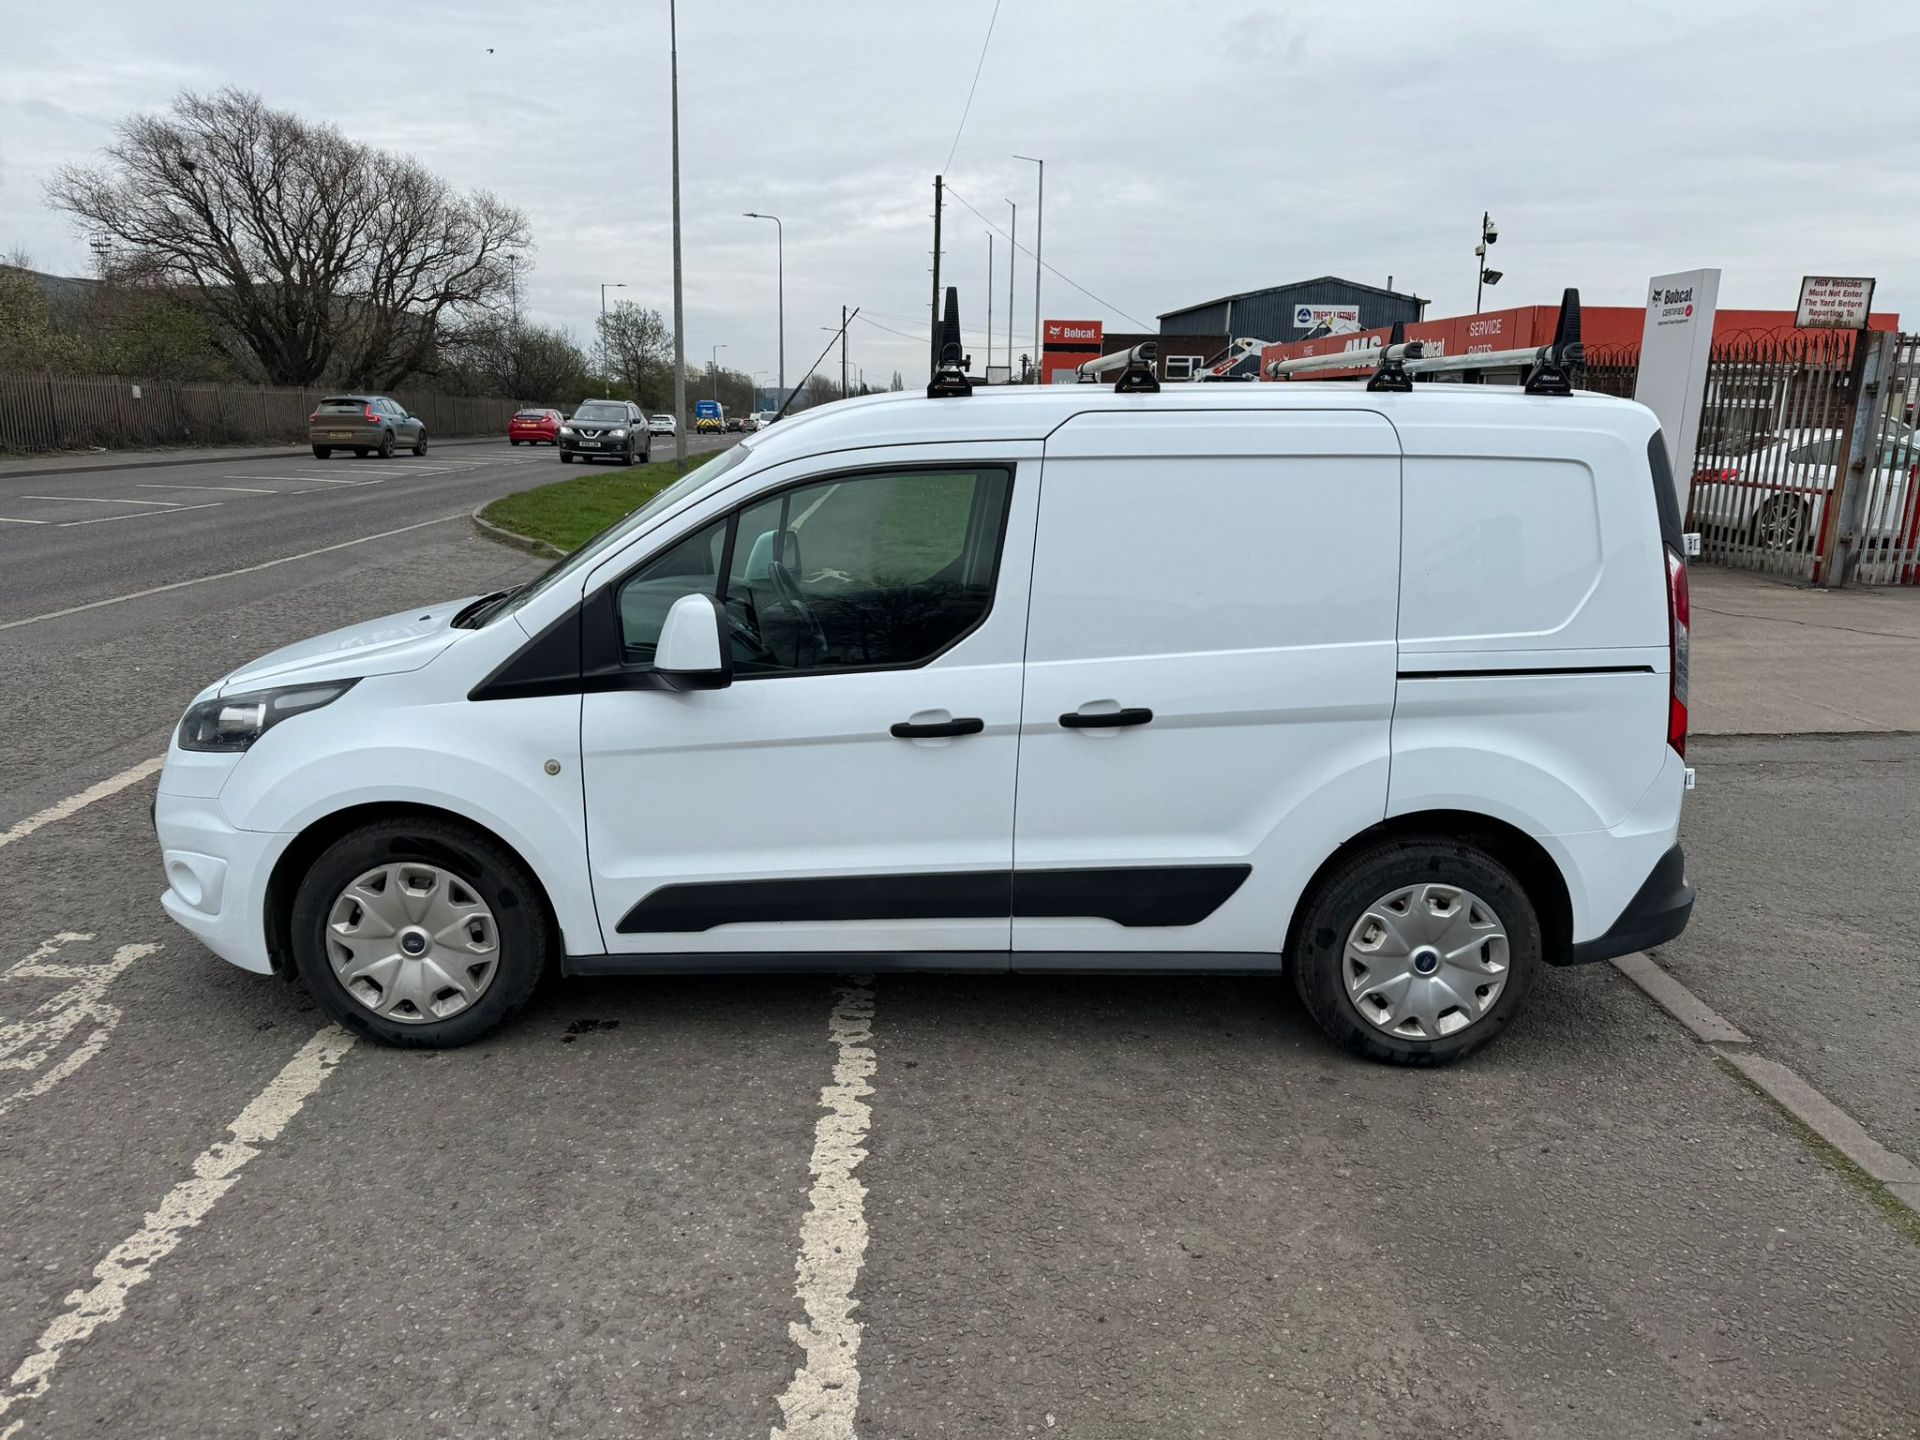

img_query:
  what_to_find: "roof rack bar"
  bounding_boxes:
[1077,341,1160,393]
[1265,288,1587,397]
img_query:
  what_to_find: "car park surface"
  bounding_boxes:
[0,421,1916,1435]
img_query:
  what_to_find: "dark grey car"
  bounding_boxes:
[308,396,427,459]
[559,400,651,465]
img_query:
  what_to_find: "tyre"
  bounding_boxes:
[312,445,331,459]
[560,451,574,464]
[1752,494,1809,552]
[1290,836,1541,1066]
[623,447,635,466]
[287,816,552,1049]
[511,438,521,446]
[413,430,428,456]
[377,429,396,459]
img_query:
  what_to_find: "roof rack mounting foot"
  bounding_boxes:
[927,286,974,398]
[1079,341,1160,393]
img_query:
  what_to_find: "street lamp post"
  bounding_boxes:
[710,343,726,402]
[599,282,626,396]
[1013,154,1042,382]
[743,212,784,409]
[669,0,686,467]
[1005,200,1016,376]
[1474,211,1502,314]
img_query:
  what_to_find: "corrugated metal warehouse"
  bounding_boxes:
[1159,276,1428,343]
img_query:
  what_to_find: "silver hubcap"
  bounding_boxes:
[325,863,499,1024]
[1343,882,1509,1041]
[1758,497,1803,550]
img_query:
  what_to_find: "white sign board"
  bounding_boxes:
[1796,275,1875,329]
[1633,268,1721,512]
[1293,304,1362,335]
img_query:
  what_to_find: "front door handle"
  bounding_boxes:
[890,716,985,739]
[1060,707,1154,729]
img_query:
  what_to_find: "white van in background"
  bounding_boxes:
[154,364,1694,1064]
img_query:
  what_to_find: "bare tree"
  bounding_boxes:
[451,318,590,405]
[47,88,531,388]
[596,301,673,409]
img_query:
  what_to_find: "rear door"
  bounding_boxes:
[1012,409,1402,960]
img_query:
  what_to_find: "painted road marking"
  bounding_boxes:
[59,503,224,528]
[0,1025,356,1437]
[772,979,877,1440]
[0,933,155,1121]
[0,757,164,850]
[227,474,382,487]
[19,495,185,507]
[0,514,463,633]
[136,483,286,495]
[0,517,50,525]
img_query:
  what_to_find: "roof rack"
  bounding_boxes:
[1267,288,1587,397]
[926,286,974,398]
[1077,341,1160,393]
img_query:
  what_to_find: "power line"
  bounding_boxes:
[943,0,1003,174]
[944,182,1153,330]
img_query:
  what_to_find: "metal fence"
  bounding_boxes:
[0,373,526,454]
[1682,331,1920,585]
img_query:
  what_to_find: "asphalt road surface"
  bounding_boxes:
[0,448,1915,1437]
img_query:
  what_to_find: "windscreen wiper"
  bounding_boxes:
[451,584,524,628]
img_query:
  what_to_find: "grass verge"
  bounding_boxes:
[1714,1054,1920,1245]
[479,462,685,553]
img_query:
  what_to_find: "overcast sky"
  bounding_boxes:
[3,0,1915,386]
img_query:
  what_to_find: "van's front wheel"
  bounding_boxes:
[1291,838,1540,1065]
[288,817,551,1048]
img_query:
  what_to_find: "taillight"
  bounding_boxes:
[1666,547,1690,758]
[364,404,379,422]
[308,411,319,422]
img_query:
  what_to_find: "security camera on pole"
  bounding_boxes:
[1475,212,1502,313]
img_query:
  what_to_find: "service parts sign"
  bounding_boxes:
[1634,268,1721,511]
[1293,304,1362,336]
[1796,275,1876,329]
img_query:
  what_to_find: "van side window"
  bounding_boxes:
[612,468,1011,676]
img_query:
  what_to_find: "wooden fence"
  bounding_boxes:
[0,373,526,454]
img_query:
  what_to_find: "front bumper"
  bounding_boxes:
[560,433,638,456]
[155,789,289,976]
[1566,844,1694,964]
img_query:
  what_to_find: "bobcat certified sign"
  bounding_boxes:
[1795,275,1876,329]
[1634,267,1721,510]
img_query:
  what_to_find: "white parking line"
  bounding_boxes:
[0,514,462,633]
[58,503,223,528]
[0,757,165,850]
[771,979,877,1440]
[0,1025,356,1437]
[136,483,285,495]
[20,495,185,507]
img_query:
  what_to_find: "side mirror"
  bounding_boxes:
[654,593,731,691]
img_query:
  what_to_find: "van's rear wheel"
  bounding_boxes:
[288,817,551,1048]
[1291,838,1540,1065]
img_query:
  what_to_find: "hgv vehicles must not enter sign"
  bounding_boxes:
[1795,276,1876,329]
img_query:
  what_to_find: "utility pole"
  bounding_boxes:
[1015,155,1042,384]
[840,305,849,398]
[670,0,687,466]
[929,175,944,376]
[1006,200,1016,379]
[1474,211,1500,315]
[985,233,994,375]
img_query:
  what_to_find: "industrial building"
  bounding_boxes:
[1158,276,1429,344]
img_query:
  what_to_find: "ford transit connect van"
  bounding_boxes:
[156,361,1694,1064]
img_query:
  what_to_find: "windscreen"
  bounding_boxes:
[574,402,628,421]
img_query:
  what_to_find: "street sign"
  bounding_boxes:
[1796,276,1876,329]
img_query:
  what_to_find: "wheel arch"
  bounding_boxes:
[1284,809,1574,966]
[262,801,563,978]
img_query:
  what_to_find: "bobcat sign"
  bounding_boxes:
[1633,268,1721,510]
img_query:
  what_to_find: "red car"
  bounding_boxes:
[508,407,563,446]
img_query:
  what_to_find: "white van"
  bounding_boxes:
[155,372,1694,1064]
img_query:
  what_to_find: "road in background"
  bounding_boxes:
[0,463,1915,1434]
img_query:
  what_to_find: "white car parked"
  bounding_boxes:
[648,414,677,436]
[155,381,1694,1063]
[1690,422,1919,554]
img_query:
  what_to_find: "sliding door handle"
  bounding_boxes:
[890,716,985,739]
[1059,707,1153,729]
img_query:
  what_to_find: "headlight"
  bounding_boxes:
[609,427,627,439]
[177,680,358,753]
[560,425,576,435]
